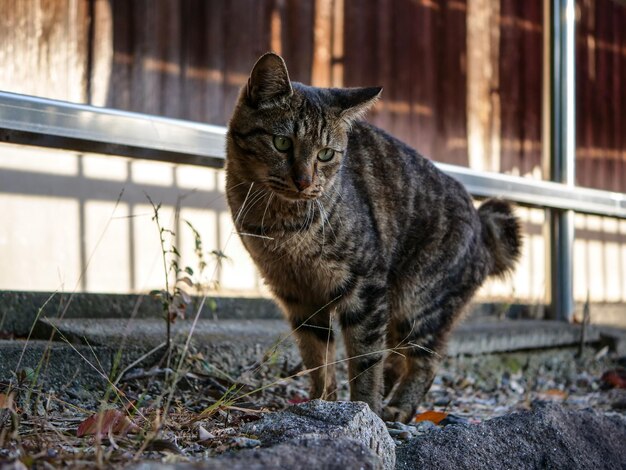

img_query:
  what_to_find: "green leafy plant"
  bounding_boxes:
[184,220,228,316]
[146,196,193,358]
[146,198,230,359]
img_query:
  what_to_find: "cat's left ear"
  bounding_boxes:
[335,87,383,124]
[246,53,293,108]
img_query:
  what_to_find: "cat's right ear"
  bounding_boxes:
[246,53,293,108]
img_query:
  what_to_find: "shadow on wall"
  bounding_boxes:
[0,143,259,294]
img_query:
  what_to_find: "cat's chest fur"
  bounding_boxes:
[231,190,355,306]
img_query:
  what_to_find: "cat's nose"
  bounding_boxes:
[293,174,312,192]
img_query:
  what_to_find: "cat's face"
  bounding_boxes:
[227,53,381,202]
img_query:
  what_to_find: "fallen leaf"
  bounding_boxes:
[601,368,626,389]
[77,409,141,438]
[413,410,448,425]
[536,388,567,400]
[0,392,16,412]
[287,396,309,405]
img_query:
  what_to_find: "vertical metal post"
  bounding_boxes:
[544,0,576,321]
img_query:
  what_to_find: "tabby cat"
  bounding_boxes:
[225,53,521,422]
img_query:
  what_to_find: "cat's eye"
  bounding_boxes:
[273,135,292,152]
[317,148,335,162]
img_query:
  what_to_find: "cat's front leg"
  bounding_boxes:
[340,286,388,416]
[286,303,338,400]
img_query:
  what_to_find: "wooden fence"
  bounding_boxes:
[577,0,626,192]
[0,0,625,190]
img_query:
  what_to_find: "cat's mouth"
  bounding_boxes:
[266,183,322,201]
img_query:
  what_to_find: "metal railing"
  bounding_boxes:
[2,91,624,218]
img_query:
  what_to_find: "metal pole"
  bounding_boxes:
[545,0,576,321]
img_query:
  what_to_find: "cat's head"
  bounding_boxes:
[227,52,381,201]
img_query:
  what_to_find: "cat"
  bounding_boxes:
[225,52,521,423]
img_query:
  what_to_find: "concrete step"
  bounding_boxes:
[38,317,602,356]
[0,317,613,393]
[0,290,282,337]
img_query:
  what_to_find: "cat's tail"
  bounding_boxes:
[478,199,522,277]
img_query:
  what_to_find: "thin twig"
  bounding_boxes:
[113,342,168,386]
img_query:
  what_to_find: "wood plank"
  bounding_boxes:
[595,0,610,191]
[441,0,468,166]
[107,0,133,110]
[180,0,225,124]
[499,0,521,175]
[391,0,417,146]
[609,0,622,192]
[223,0,272,120]
[520,0,542,177]
[0,0,89,102]
[576,0,589,188]
[372,0,392,132]
[281,0,314,83]
[617,0,625,193]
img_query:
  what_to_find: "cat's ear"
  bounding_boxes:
[336,87,383,124]
[246,53,293,108]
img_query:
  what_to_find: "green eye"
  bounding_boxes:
[273,135,292,152]
[317,148,335,162]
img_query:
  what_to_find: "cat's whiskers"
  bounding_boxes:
[315,200,326,254]
[271,199,314,260]
[237,232,274,240]
[317,199,337,240]
[260,192,275,238]
[233,182,255,226]
[236,191,275,241]
[238,188,269,229]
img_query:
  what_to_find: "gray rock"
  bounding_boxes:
[413,420,440,434]
[221,436,382,470]
[243,399,395,470]
[230,436,262,449]
[396,403,626,470]
[130,436,382,469]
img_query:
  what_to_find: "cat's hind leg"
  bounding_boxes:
[383,294,471,422]
[382,333,441,422]
[382,291,453,422]
[383,251,486,422]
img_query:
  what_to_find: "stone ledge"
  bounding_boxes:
[37,317,603,356]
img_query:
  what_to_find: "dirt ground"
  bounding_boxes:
[1,342,625,468]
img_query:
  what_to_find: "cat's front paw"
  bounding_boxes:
[382,405,414,424]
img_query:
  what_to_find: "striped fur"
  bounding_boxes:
[225,53,522,422]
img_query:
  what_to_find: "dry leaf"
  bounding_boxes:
[287,394,309,405]
[0,392,16,412]
[601,368,626,389]
[413,410,448,425]
[77,409,140,438]
[537,388,567,400]
[178,277,193,287]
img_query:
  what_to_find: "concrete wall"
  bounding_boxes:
[0,144,261,295]
[3,141,625,310]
